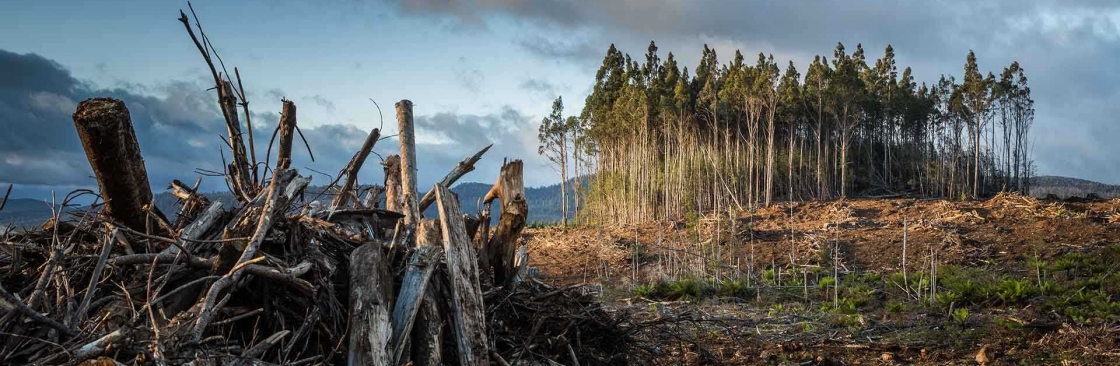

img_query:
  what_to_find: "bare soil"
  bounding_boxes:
[522,194,1120,365]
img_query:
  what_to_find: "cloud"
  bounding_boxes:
[386,0,1120,184]
[0,49,555,200]
[306,94,337,112]
[453,58,484,93]
[518,78,565,100]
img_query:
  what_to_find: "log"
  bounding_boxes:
[410,277,445,366]
[390,220,443,365]
[396,100,420,226]
[72,98,159,232]
[330,128,380,210]
[484,160,528,286]
[347,241,393,366]
[275,99,297,170]
[383,155,404,213]
[435,184,489,366]
[417,144,493,213]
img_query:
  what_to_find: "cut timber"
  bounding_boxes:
[275,99,297,170]
[72,98,160,232]
[483,160,528,286]
[330,128,380,210]
[347,240,393,366]
[435,184,490,366]
[390,220,443,365]
[383,155,404,213]
[396,100,420,226]
[418,144,493,213]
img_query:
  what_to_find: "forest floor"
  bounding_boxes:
[522,193,1120,365]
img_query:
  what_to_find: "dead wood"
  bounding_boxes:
[417,144,493,213]
[275,99,297,170]
[435,184,490,366]
[383,155,404,213]
[483,160,528,286]
[72,98,161,232]
[330,128,380,210]
[396,100,420,226]
[347,241,393,366]
[390,220,443,365]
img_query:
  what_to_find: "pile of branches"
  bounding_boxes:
[486,280,632,366]
[0,4,635,365]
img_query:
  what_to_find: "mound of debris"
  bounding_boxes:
[0,7,634,364]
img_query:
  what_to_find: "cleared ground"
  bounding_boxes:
[524,194,1120,365]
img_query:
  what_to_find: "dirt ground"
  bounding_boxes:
[522,194,1120,365]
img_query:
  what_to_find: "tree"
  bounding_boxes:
[960,50,993,198]
[538,96,570,227]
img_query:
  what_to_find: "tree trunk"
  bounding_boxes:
[397,100,420,226]
[483,160,528,287]
[72,98,162,232]
[390,220,443,365]
[384,155,404,213]
[275,100,297,170]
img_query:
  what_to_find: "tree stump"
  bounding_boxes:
[72,98,159,232]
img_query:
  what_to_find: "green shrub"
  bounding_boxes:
[951,308,970,323]
[995,278,1036,304]
[818,276,836,290]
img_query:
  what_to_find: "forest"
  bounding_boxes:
[539,41,1036,225]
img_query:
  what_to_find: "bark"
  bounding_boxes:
[434,184,490,366]
[72,98,161,232]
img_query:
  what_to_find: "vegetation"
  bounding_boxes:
[539,41,1036,224]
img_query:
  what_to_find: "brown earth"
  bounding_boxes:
[521,194,1120,365]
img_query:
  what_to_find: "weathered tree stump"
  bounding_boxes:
[72,98,160,232]
[390,219,444,365]
[484,160,528,286]
[275,99,297,170]
[384,155,404,213]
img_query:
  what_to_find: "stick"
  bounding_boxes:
[330,128,381,210]
[417,144,493,213]
[68,228,117,328]
[0,283,74,337]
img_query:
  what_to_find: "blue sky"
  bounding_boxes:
[3,0,1120,200]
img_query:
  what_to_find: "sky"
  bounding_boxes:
[2,0,1119,201]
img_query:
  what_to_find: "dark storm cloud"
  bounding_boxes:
[388,0,1120,184]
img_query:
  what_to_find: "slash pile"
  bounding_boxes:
[0,6,635,365]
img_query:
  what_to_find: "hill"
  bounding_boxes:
[1030,175,1120,198]
[3,180,578,229]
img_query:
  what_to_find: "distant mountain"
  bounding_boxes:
[3,180,579,229]
[1029,176,1120,198]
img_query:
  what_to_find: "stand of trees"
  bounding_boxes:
[539,41,1035,224]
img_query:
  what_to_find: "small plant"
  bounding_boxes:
[935,291,961,307]
[634,283,659,298]
[995,278,1036,304]
[886,300,906,313]
[667,278,700,301]
[762,268,777,285]
[768,303,785,316]
[819,276,836,290]
[951,307,969,323]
